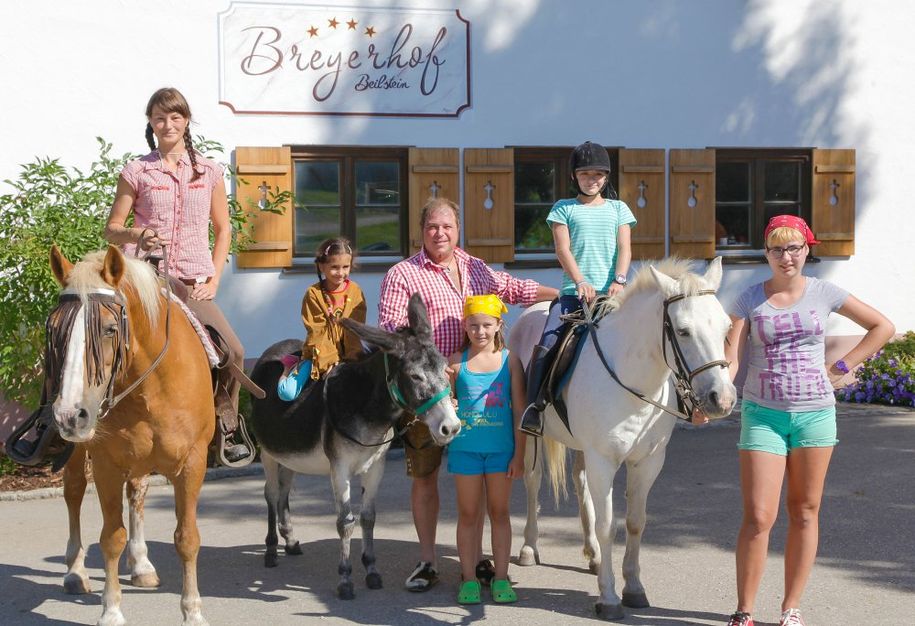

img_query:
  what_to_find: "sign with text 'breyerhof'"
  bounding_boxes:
[218,3,471,117]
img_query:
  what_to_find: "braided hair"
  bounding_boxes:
[314,237,355,293]
[144,87,202,181]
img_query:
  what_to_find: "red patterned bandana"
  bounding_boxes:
[764,215,820,245]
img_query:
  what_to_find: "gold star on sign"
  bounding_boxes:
[364,26,376,37]
[328,18,339,29]
[346,18,357,30]
[307,25,318,37]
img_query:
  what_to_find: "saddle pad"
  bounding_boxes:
[162,289,221,368]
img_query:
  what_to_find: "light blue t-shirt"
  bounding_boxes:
[449,349,514,454]
[547,198,637,295]
[730,277,849,412]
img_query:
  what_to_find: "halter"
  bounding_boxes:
[323,352,453,449]
[44,245,173,422]
[584,290,729,422]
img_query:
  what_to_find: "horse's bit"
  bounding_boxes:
[583,291,729,422]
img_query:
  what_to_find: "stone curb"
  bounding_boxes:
[0,464,264,503]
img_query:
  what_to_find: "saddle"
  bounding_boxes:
[541,322,587,433]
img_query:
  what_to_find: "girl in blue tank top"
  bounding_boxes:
[446,295,526,605]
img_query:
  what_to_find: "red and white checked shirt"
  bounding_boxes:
[378,247,540,357]
[120,151,224,280]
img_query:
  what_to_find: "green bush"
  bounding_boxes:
[0,137,288,410]
[838,331,915,406]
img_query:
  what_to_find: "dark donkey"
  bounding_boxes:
[248,293,461,599]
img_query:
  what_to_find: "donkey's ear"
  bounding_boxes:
[703,256,723,292]
[406,293,432,339]
[649,265,679,297]
[49,245,73,287]
[340,318,403,353]
[101,245,126,288]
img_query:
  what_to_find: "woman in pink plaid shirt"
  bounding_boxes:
[379,197,557,591]
[104,88,252,466]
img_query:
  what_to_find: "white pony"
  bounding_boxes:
[510,257,736,620]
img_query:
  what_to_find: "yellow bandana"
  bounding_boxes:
[463,294,508,319]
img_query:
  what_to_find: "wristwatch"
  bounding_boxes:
[614,274,628,286]
[834,359,850,374]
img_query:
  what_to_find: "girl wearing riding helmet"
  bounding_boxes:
[520,141,636,436]
[723,215,894,626]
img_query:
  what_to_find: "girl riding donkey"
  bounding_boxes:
[9,87,255,467]
[448,295,527,605]
[277,237,366,401]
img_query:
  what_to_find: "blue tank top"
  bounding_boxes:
[449,349,514,454]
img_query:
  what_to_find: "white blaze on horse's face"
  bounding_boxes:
[53,298,118,442]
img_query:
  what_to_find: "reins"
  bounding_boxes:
[581,290,728,422]
[323,352,452,448]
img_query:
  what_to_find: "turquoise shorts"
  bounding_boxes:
[447,449,513,475]
[738,400,838,456]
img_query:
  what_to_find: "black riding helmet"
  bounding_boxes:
[570,141,613,197]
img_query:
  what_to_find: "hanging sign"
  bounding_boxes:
[218,3,471,117]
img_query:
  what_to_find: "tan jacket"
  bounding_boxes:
[301,280,367,379]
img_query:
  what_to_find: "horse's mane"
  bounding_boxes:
[66,250,161,326]
[592,257,708,318]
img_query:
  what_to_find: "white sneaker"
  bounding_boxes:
[779,608,806,626]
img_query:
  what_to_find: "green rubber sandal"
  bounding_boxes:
[491,578,517,603]
[457,580,482,605]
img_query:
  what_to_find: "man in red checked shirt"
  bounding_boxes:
[378,197,557,592]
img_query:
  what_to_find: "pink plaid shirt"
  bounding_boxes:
[378,247,540,357]
[120,151,223,280]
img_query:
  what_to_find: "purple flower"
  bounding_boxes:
[855,391,866,402]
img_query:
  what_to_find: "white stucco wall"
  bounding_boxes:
[1,0,912,358]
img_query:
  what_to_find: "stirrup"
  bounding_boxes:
[4,406,73,467]
[519,404,545,437]
[217,415,255,468]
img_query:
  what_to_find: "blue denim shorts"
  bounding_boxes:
[738,400,838,456]
[447,449,513,475]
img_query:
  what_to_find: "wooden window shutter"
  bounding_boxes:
[235,146,293,269]
[811,149,855,256]
[463,148,515,263]
[618,149,666,260]
[669,149,716,259]
[408,148,460,253]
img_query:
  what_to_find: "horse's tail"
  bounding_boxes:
[543,436,569,507]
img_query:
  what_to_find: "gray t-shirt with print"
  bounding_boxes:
[731,277,849,412]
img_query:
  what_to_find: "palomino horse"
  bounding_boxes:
[510,258,736,620]
[248,293,461,599]
[48,245,215,626]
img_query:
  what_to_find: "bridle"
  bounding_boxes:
[323,352,452,448]
[45,245,173,421]
[584,290,729,421]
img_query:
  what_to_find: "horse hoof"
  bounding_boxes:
[621,591,650,608]
[518,546,540,567]
[130,572,161,588]
[284,541,303,556]
[337,581,355,600]
[595,602,625,620]
[365,572,383,590]
[63,574,91,595]
[588,560,601,575]
[264,552,278,568]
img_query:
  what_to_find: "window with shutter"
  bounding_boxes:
[618,148,665,260]
[235,146,293,269]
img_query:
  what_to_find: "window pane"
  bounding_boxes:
[355,161,400,206]
[763,203,801,225]
[764,161,800,202]
[515,205,553,251]
[716,205,751,246]
[295,161,340,205]
[515,162,555,203]
[355,206,400,253]
[716,162,750,202]
[295,206,341,255]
